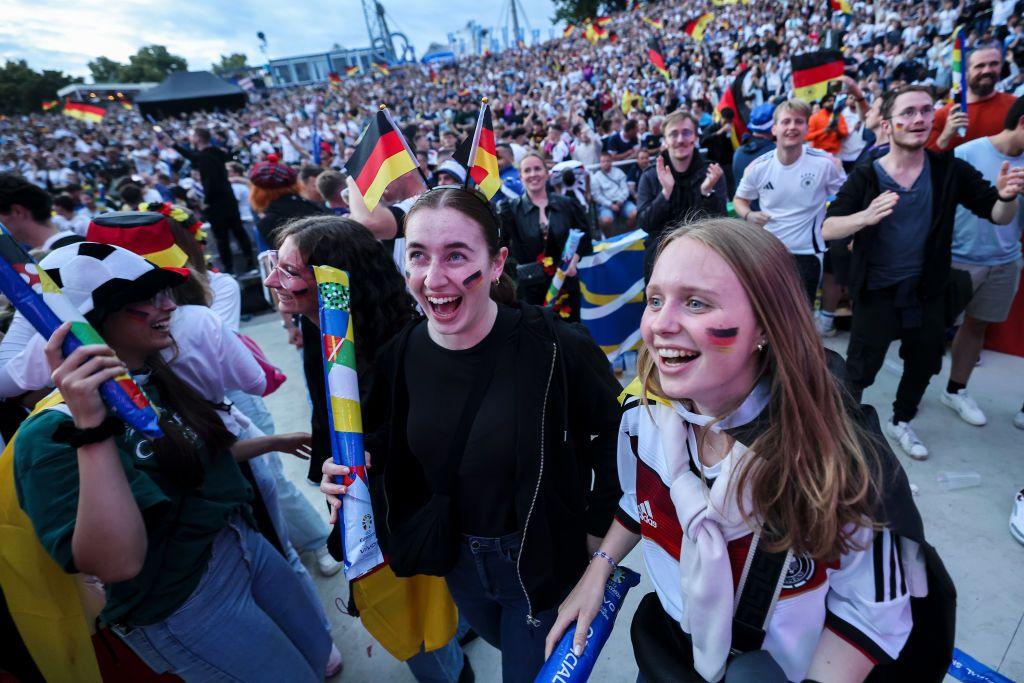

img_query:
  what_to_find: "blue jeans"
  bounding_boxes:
[445,532,557,683]
[116,515,331,682]
[403,617,470,683]
[597,199,637,224]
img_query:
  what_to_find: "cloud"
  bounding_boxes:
[2,0,558,78]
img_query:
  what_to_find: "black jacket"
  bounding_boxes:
[257,194,326,247]
[173,144,238,209]
[824,150,1000,302]
[499,192,593,313]
[636,150,728,274]
[365,304,623,619]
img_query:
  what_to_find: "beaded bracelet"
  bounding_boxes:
[591,550,618,571]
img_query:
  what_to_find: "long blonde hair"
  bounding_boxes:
[638,219,879,561]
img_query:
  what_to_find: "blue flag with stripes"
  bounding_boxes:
[577,229,646,362]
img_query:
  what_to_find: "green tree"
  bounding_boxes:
[0,60,80,115]
[122,45,188,82]
[551,0,626,24]
[87,56,126,83]
[212,53,250,75]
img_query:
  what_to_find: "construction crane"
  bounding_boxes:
[361,0,416,63]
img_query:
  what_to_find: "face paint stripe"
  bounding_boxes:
[706,326,739,348]
[461,270,483,287]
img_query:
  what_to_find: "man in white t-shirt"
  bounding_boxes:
[733,99,847,306]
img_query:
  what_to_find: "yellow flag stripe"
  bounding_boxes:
[330,396,363,433]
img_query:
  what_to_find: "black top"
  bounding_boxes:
[258,194,326,247]
[173,144,237,209]
[404,305,521,537]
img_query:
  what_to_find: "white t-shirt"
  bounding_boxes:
[735,147,847,255]
[839,108,868,162]
[992,0,1017,26]
[209,271,242,331]
[937,8,958,35]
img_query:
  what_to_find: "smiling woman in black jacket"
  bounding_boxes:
[321,187,622,683]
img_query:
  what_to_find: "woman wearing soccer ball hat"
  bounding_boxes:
[12,242,331,681]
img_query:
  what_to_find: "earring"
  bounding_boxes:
[495,276,501,284]
[757,340,767,352]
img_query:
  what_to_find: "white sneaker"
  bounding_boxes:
[884,420,929,460]
[814,312,837,337]
[1014,410,1024,430]
[1011,490,1024,547]
[939,389,987,426]
[326,643,343,678]
[315,547,343,577]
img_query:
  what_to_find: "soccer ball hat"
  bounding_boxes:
[38,242,187,329]
[85,211,190,271]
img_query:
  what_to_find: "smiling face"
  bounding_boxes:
[263,236,317,318]
[520,154,549,194]
[663,117,697,166]
[642,237,763,416]
[772,104,809,152]
[967,47,1002,98]
[102,289,178,364]
[404,206,507,348]
[884,89,934,151]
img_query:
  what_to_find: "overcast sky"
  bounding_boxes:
[1,0,559,78]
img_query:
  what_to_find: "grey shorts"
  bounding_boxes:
[953,258,1024,323]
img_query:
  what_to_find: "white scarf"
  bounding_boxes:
[661,382,769,683]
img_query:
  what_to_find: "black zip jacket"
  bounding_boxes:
[364,304,623,621]
[635,150,728,246]
[824,150,1000,303]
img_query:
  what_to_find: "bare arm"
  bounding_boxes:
[72,438,148,583]
[231,432,311,463]
[346,175,398,240]
[804,628,875,683]
[822,191,899,240]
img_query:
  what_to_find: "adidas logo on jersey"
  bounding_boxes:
[638,500,657,527]
[761,181,775,191]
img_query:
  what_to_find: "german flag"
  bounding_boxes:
[41,100,59,111]
[120,101,134,110]
[715,69,750,149]
[791,50,844,102]
[641,15,664,30]
[646,38,670,80]
[684,12,714,42]
[62,101,105,123]
[829,0,853,13]
[374,60,390,76]
[585,21,609,43]
[563,23,575,38]
[595,16,612,26]
[344,107,418,212]
[453,100,501,200]
[345,65,361,76]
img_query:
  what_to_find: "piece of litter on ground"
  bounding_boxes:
[910,483,919,495]
[366,645,373,658]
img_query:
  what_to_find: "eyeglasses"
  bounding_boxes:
[890,106,935,121]
[259,250,310,285]
[666,128,696,140]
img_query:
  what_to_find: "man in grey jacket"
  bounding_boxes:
[591,153,637,237]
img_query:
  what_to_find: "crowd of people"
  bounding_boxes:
[1,0,1024,680]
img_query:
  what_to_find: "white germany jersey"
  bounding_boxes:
[735,146,846,255]
[615,386,923,681]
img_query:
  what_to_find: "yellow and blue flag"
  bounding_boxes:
[578,229,646,361]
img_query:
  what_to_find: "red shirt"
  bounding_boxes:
[927,92,1016,151]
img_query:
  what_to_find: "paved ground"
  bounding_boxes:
[245,312,1024,682]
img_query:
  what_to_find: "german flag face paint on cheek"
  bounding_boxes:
[706,326,739,352]
[461,270,483,288]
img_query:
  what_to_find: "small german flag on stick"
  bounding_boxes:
[344,105,419,212]
[454,98,502,200]
[646,38,670,80]
[374,60,390,76]
[345,65,361,76]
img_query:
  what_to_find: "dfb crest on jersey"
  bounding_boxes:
[783,555,816,589]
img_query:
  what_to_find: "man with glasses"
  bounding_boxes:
[929,43,1018,152]
[636,109,727,280]
[823,85,1024,460]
